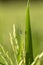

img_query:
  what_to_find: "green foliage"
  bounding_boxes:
[0,0,33,65]
[25,0,33,65]
[0,0,43,65]
[0,24,25,65]
[31,52,43,65]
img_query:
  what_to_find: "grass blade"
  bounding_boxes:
[25,0,33,65]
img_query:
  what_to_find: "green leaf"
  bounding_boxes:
[25,0,33,65]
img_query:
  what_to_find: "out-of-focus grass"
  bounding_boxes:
[0,2,26,64]
[0,2,26,49]
[0,1,43,65]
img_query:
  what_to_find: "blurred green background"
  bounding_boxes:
[30,1,43,58]
[0,0,43,60]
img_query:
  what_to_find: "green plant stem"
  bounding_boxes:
[25,0,33,65]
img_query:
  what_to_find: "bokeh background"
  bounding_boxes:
[0,0,43,60]
[30,1,43,58]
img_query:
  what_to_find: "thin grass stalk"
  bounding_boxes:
[0,44,5,55]
[9,32,18,65]
[0,52,8,65]
[0,44,14,65]
[31,52,43,65]
[6,52,14,65]
[25,0,33,65]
